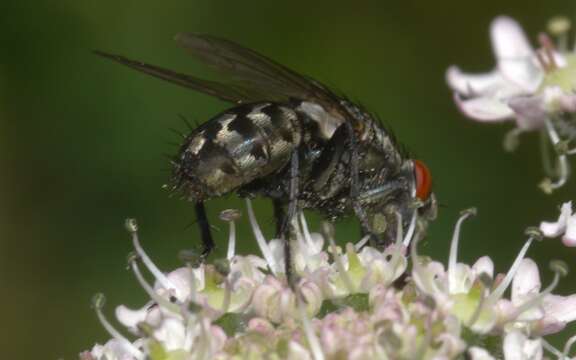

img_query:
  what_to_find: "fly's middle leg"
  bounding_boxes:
[195,201,215,258]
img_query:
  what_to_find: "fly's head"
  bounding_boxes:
[363,159,436,246]
[413,159,437,223]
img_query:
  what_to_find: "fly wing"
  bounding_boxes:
[94,50,252,104]
[96,34,356,125]
[174,33,351,121]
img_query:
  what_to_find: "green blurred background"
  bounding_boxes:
[2,0,576,358]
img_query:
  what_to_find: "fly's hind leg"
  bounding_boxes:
[280,150,300,286]
[195,201,215,258]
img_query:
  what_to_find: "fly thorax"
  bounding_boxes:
[296,101,344,139]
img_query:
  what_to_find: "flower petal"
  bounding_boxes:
[469,346,496,360]
[454,94,514,121]
[473,256,494,279]
[540,202,572,238]
[507,95,548,130]
[562,214,576,247]
[511,258,541,304]
[503,330,543,360]
[153,318,187,351]
[446,66,508,97]
[115,304,149,329]
[542,294,576,324]
[491,16,542,91]
[558,93,576,112]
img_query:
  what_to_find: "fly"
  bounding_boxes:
[95,33,437,282]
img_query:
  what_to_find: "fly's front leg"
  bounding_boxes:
[195,201,215,258]
[307,122,374,242]
[280,150,300,286]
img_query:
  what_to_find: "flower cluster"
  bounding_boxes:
[447,16,576,193]
[81,200,576,359]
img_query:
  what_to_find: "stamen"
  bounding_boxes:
[503,128,525,152]
[125,219,176,293]
[297,295,325,360]
[212,258,232,312]
[91,293,144,359]
[221,279,232,313]
[394,211,404,246]
[564,334,576,359]
[292,214,307,252]
[179,249,202,303]
[538,33,558,70]
[448,208,476,294]
[486,228,539,303]
[324,222,355,293]
[382,213,407,271]
[547,16,571,52]
[410,229,444,296]
[403,209,418,247]
[183,314,199,351]
[219,209,241,260]
[540,130,556,177]
[128,253,181,315]
[300,211,320,253]
[354,235,371,251]
[197,316,212,357]
[189,265,198,304]
[540,119,570,193]
[541,339,564,358]
[245,199,279,274]
[536,49,553,73]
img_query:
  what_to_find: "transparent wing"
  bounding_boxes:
[174,33,347,116]
[95,34,354,122]
[94,50,251,104]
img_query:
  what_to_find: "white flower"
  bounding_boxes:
[251,275,322,323]
[540,201,576,246]
[412,208,576,338]
[84,339,143,360]
[83,202,576,359]
[447,16,576,192]
[493,258,576,335]
[411,209,502,333]
[503,330,543,360]
[468,346,496,360]
[447,16,576,128]
[447,16,543,125]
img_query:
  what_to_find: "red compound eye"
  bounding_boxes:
[414,160,432,201]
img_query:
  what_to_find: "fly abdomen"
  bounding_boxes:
[173,102,301,199]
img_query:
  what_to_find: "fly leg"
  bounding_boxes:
[273,199,285,239]
[306,123,374,242]
[280,150,300,286]
[195,201,215,258]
